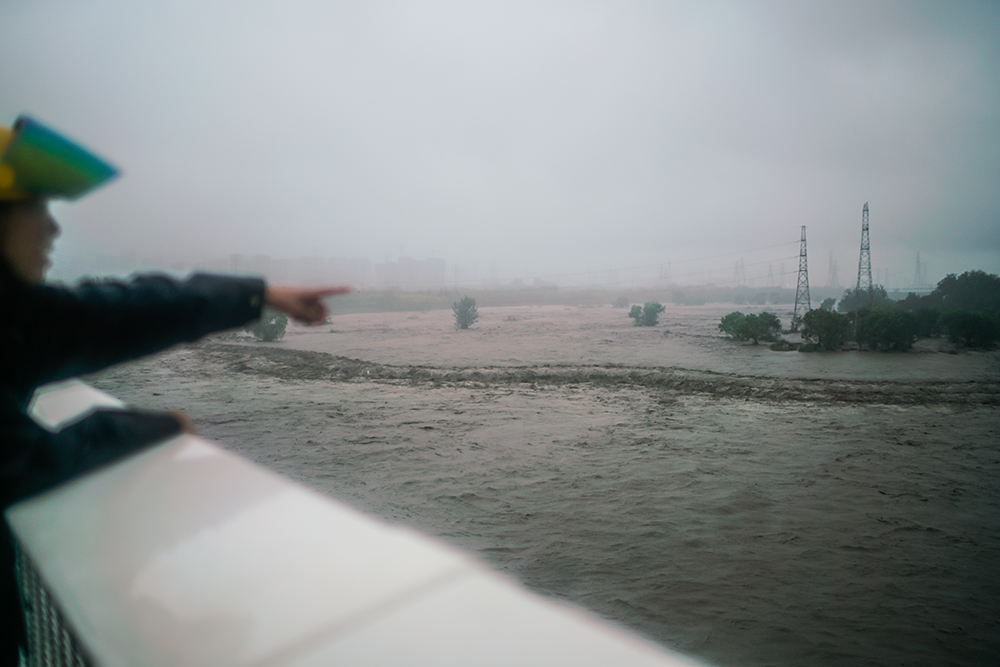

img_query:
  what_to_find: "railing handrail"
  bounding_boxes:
[9,380,705,667]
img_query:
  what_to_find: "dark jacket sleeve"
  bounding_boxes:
[15,272,265,388]
[0,401,182,666]
[2,271,266,503]
[1,271,264,497]
[0,271,264,662]
[1,403,182,508]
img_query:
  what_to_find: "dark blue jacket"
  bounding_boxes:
[0,262,265,665]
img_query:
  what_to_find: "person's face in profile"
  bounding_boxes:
[0,199,60,284]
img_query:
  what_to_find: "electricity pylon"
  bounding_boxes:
[856,202,873,301]
[791,225,811,331]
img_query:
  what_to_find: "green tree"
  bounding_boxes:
[898,272,1000,346]
[931,271,1000,312]
[245,307,288,342]
[452,295,480,329]
[855,307,918,351]
[801,308,849,350]
[941,310,1000,348]
[627,301,666,326]
[820,297,836,311]
[899,271,1000,315]
[747,312,782,343]
[719,312,748,340]
[718,311,782,344]
[912,307,942,338]
[838,285,890,313]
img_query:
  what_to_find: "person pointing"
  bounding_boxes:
[0,115,350,665]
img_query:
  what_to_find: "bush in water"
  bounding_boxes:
[453,295,480,330]
[628,302,666,327]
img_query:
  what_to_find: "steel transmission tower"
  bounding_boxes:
[856,202,873,299]
[791,225,811,331]
[914,252,928,287]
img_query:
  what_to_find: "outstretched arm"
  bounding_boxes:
[264,286,352,324]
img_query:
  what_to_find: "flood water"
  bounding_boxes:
[90,304,1000,667]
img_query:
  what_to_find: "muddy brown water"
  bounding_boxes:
[90,304,1000,667]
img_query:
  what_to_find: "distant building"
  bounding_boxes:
[268,256,375,287]
[375,256,447,289]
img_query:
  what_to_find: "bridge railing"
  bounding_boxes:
[8,379,707,667]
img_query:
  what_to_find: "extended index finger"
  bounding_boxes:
[316,286,353,297]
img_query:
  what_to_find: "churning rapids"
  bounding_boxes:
[90,304,1000,667]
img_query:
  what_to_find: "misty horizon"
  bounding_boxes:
[5,1,998,292]
[50,236,950,295]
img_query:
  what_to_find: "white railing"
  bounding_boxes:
[8,380,707,667]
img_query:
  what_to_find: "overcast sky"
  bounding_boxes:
[2,0,998,288]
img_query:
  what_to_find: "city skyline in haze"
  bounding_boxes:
[3,1,997,291]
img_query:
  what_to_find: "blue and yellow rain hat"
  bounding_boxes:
[0,116,118,201]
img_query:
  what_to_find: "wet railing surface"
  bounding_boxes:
[8,380,706,667]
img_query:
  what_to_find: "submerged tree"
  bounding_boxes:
[838,285,890,313]
[751,312,782,342]
[801,308,849,350]
[628,301,666,326]
[941,310,1000,348]
[855,307,918,351]
[452,295,480,329]
[718,311,782,344]
[719,312,748,340]
[930,271,1000,312]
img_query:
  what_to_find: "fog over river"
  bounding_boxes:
[91,304,1000,667]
